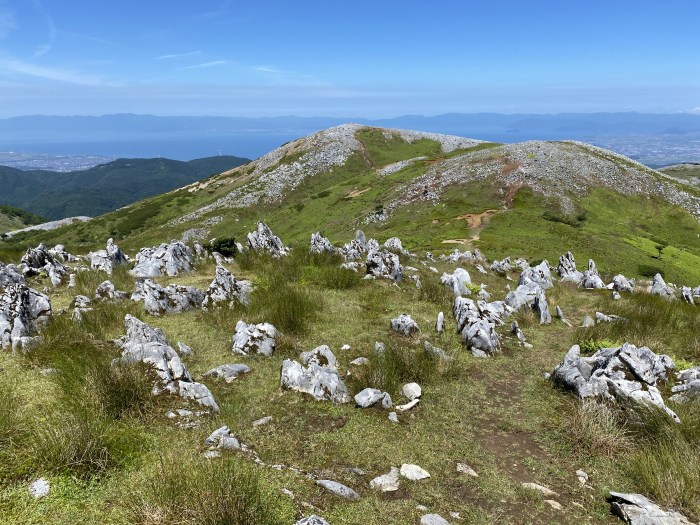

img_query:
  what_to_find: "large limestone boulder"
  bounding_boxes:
[130,279,204,316]
[231,320,277,356]
[581,259,606,289]
[340,230,369,260]
[649,273,675,300]
[440,268,472,296]
[0,284,51,351]
[609,492,696,525]
[390,314,420,335]
[0,262,25,290]
[552,343,678,422]
[310,232,336,254]
[131,240,194,278]
[557,251,583,283]
[202,265,252,309]
[490,256,511,275]
[19,243,68,286]
[246,222,289,257]
[280,359,351,404]
[519,260,553,290]
[366,249,403,281]
[453,296,505,357]
[670,367,700,403]
[115,315,218,411]
[88,238,129,274]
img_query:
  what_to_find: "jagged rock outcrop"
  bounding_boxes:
[131,240,194,278]
[443,248,485,264]
[340,230,369,260]
[70,295,92,321]
[453,296,504,357]
[310,232,336,254]
[19,243,68,286]
[680,286,695,305]
[611,274,634,292]
[552,343,679,422]
[95,280,129,301]
[649,273,675,300]
[383,237,406,254]
[115,315,218,411]
[232,320,277,357]
[0,262,25,290]
[246,222,289,257]
[440,268,472,296]
[609,492,696,525]
[519,261,553,290]
[88,238,129,274]
[557,251,583,283]
[670,367,700,403]
[0,284,51,351]
[131,279,204,316]
[366,249,403,281]
[581,259,606,289]
[280,358,351,404]
[390,314,420,335]
[355,388,393,408]
[295,517,331,525]
[300,345,338,369]
[504,276,552,324]
[490,257,511,275]
[204,425,240,450]
[202,265,252,309]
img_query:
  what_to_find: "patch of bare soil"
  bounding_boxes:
[346,187,370,198]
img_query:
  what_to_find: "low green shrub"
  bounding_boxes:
[206,236,238,257]
[129,454,292,525]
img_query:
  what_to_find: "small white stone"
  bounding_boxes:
[521,482,558,497]
[576,469,588,484]
[456,463,478,477]
[402,382,422,401]
[388,411,399,423]
[420,514,451,525]
[416,504,429,512]
[341,344,351,351]
[369,467,400,492]
[253,416,272,427]
[29,478,50,498]
[400,463,430,480]
[544,499,562,511]
[396,398,420,411]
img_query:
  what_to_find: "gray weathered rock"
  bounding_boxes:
[595,312,626,323]
[453,296,504,357]
[70,294,92,321]
[301,345,338,369]
[280,359,351,404]
[521,482,558,497]
[557,251,583,283]
[202,363,252,383]
[0,262,25,290]
[88,238,128,274]
[232,320,277,356]
[310,232,336,254]
[490,256,511,275]
[295,516,331,525]
[609,492,696,525]
[457,463,479,477]
[552,343,679,422]
[247,222,289,257]
[19,243,68,286]
[115,315,218,411]
[340,230,369,260]
[95,280,128,301]
[253,416,272,427]
[350,357,369,366]
[670,367,700,403]
[355,388,392,408]
[204,425,240,450]
[421,514,451,525]
[510,321,526,343]
[366,249,403,281]
[436,311,445,333]
[520,261,553,290]
[402,382,422,401]
[316,480,360,500]
[131,279,204,315]
[369,467,400,492]
[581,259,606,289]
[400,463,430,480]
[612,291,622,300]
[0,284,51,351]
[388,411,399,423]
[533,289,552,324]
[611,274,634,292]
[202,265,252,308]
[649,273,675,300]
[440,268,472,296]
[581,315,595,327]
[131,240,194,278]
[680,286,695,305]
[29,478,50,499]
[383,236,406,254]
[390,314,420,335]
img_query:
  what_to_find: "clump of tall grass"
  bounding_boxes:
[563,399,632,459]
[347,340,450,395]
[129,454,292,525]
[0,384,28,481]
[419,273,454,307]
[573,292,700,360]
[74,264,134,298]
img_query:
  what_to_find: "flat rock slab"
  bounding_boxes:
[609,492,696,525]
[400,463,430,480]
[421,514,451,525]
[521,482,558,497]
[369,467,400,492]
[316,479,360,500]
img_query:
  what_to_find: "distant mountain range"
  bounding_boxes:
[0,155,249,220]
[1,112,699,166]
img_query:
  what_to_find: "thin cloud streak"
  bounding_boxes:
[0,56,115,86]
[32,0,56,57]
[181,60,226,70]
[158,51,201,60]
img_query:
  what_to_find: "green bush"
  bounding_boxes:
[207,236,238,257]
[638,263,663,278]
[129,454,292,525]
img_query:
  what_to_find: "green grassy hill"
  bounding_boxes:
[0,204,46,235]
[0,155,249,220]
[3,125,698,284]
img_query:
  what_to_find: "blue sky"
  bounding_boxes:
[0,0,699,117]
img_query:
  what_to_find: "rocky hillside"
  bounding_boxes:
[0,205,46,235]
[3,124,698,284]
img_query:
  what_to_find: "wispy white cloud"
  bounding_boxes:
[181,60,226,70]
[0,3,16,39]
[32,0,56,57]
[253,65,283,74]
[0,55,115,86]
[158,50,201,60]
[688,107,700,115]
